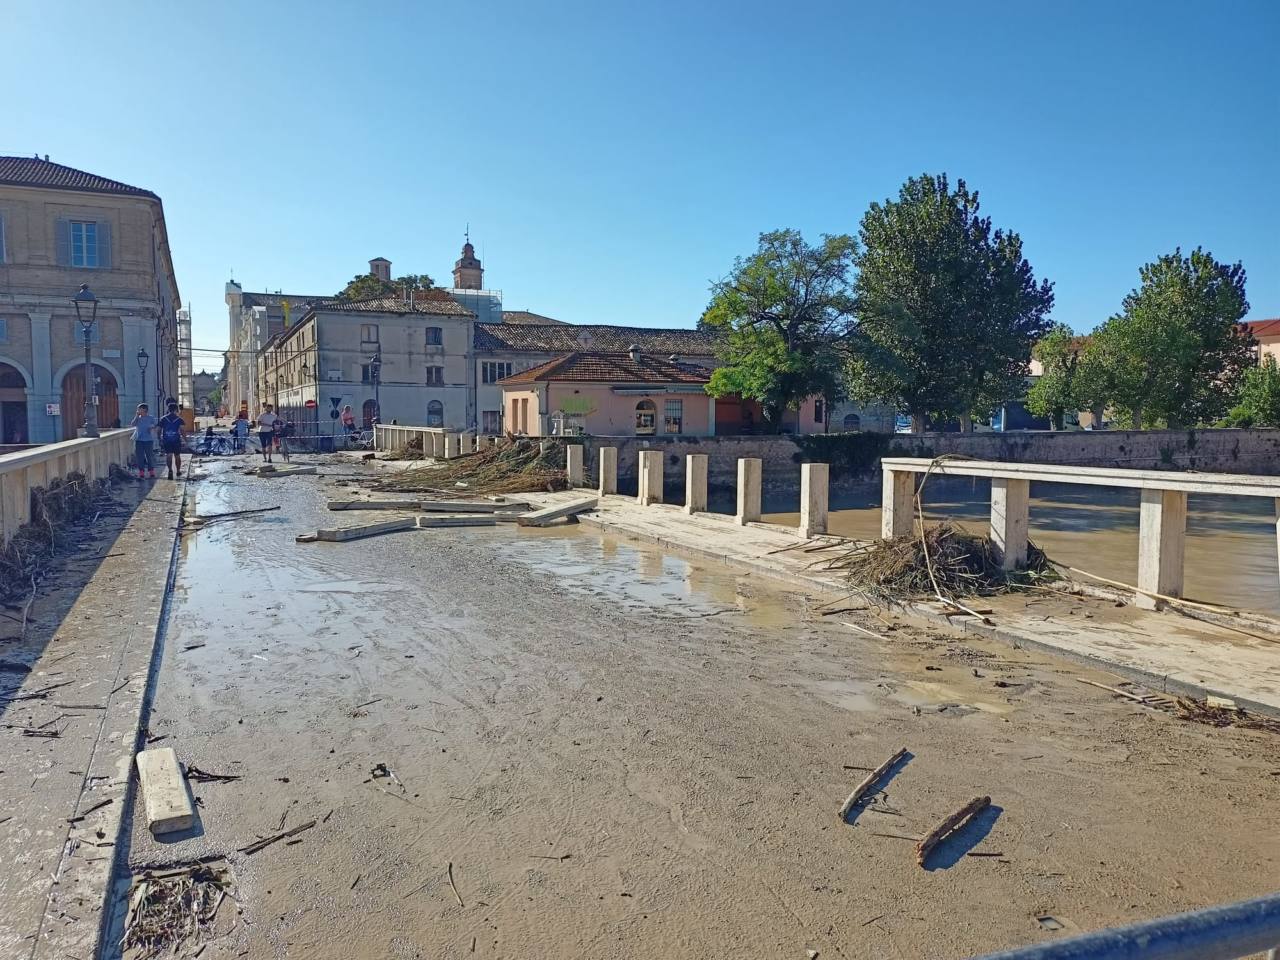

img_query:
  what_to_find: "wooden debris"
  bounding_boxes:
[327,500,422,511]
[839,747,907,820]
[916,795,991,867]
[185,766,242,784]
[137,748,196,835]
[447,861,465,907]
[238,819,316,855]
[306,517,417,542]
[1076,677,1147,703]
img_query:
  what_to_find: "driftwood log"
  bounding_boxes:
[916,795,991,867]
[838,747,908,820]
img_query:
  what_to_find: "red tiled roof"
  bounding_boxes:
[501,310,569,326]
[476,322,719,356]
[310,295,474,317]
[1243,318,1280,338]
[498,352,712,385]
[0,156,159,199]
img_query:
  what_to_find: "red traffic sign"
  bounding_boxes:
[304,399,318,409]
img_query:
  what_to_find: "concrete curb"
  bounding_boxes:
[575,511,1280,720]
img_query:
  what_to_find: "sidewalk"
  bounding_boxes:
[0,481,182,960]
[528,490,1280,715]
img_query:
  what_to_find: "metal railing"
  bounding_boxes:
[970,892,1280,960]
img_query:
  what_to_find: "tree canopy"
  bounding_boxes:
[1087,248,1251,428]
[336,272,435,301]
[1025,324,1082,430]
[850,174,1054,431]
[1226,355,1280,427]
[701,229,858,431]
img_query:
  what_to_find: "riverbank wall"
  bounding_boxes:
[578,429,1280,496]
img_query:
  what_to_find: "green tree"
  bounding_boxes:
[1089,248,1251,429]
[1226,355,1280,427]
[1025,323,1085,430]
[336,272,435,300]
[701,229,858,431]
[850,174,1054,432]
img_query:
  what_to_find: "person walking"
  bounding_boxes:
[231,415,248,453]
[158,401,185,479]
[256,404,280,463]
[129,403,157,480]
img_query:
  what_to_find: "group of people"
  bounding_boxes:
[128,401,298,478]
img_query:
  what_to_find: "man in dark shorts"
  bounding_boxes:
[158,401,185,480]
[256,403,280,464]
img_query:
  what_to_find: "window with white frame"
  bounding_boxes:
[71,221,98,268]
[664,399,683,434]
[360,323,379,344]
[482,361,512,383]
[425,365,444,385]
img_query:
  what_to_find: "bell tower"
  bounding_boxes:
[452,232,483,290]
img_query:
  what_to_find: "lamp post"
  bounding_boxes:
[137,349,149,414]
[72,284,100,437]
[369,350,381,426]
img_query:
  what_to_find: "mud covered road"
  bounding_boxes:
[118,456,1280,959]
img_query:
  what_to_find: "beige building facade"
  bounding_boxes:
[0,157,181,443]
[256,292,475,437]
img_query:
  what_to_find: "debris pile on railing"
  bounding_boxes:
[374,439,566,496]
[122,861,234,959]
[392,435,426,460]
[824,521,1052,606]
[0,471,119,604]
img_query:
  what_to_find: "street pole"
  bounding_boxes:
[72,284,100,438]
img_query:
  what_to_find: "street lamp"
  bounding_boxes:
[72,283,99,437]
[137,347,149,376]
[368,350,382,425]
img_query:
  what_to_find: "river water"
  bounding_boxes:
[753,478,1279,615]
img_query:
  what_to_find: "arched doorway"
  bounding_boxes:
[61,365,119,439]
[634,399,656,436]
[0,363,29,444]
[362,399,377,429]
[842,412,861,431]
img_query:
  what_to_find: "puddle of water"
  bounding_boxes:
[764,477,1280,614]
[890,679,1015,716]
[808,679,877,712]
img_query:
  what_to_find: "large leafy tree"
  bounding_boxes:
[1227,355,1280,427]
[1025,324,1082,430]
[1089,248,1251,428]
[850,174,1054,432]
[336,272,435,301]
[702,229,857,431]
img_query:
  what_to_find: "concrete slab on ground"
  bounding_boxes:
[523,490,1280,714]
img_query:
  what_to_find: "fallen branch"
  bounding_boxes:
[1076,677,1147,703]
[238,819,315,855]
[447,861,465,907]
[839,747,908,820]
[916,796,991,868]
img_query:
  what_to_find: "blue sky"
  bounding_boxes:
[4,0,1277,371]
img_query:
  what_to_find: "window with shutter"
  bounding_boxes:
[97,220,112,269]
[55,218,71,266]
[70,221,98,267]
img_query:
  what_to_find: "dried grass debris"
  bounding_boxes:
[375,439,567,496]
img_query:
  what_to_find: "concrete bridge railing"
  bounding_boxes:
[881,457,1280,610]
[374,424,501,459]
[0,429,133,545]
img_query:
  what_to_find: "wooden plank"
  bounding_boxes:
[417,499,530,513]
[516,497,598,527]
[312,517,417,542]
[258,466,317,478]
[136,747,195,835]
[327,500,421,511]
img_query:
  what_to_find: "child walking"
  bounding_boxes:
[130,403,157,479]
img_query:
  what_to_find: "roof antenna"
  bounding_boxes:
[465,222,470,245]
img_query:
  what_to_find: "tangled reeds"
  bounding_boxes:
[826,521,1052,606]
[392,436,426,460]
[0,472,117,605]
[122,862,234,958]
[375,439,567,496]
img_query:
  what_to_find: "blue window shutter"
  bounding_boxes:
[97,221,112,269]
[55,218,70,265]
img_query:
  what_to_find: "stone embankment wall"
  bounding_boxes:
[577,429,1280,495]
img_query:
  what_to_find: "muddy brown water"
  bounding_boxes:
[118,457,1280,959]
[759,478,1280,614]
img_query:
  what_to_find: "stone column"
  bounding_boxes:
[881,468,915,539]
[799,462,829,537]
[990,477,1030,570]
[637,450,663,505]
[565,445,584,487]
[444,433,460,459]
[598,447,618,496]
[735,458,762,525]
[684,454,708,514]
[1137,488,1187,610]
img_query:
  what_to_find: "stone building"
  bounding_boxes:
[191,370,219,415]
[256,291,475,436]
[0,156,181,442]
